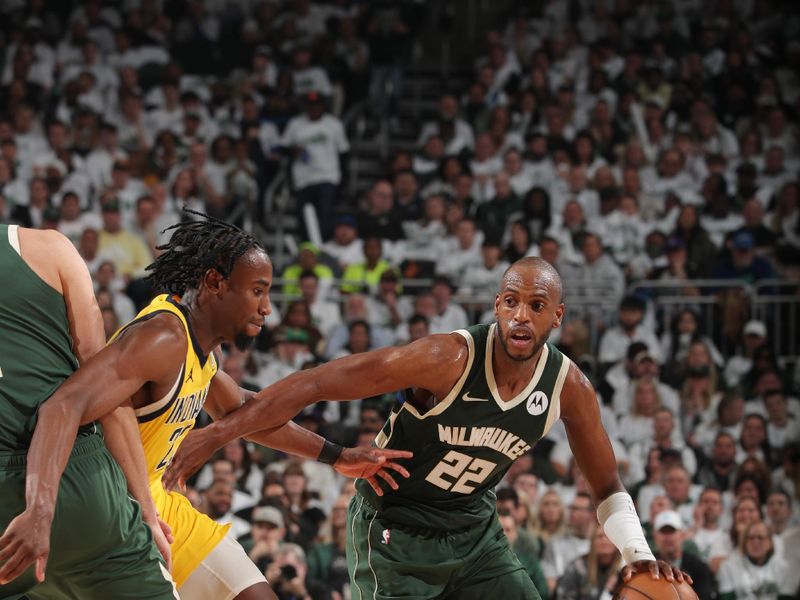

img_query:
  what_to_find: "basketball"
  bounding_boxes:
[674,580,700,600]
[614,573,680,599]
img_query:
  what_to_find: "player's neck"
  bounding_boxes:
[181,297,225,355]
[492,338,543,390]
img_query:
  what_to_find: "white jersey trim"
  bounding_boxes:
[8,224,20,255]
[541,356,571,438]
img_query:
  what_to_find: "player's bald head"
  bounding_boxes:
[501,257,563,303]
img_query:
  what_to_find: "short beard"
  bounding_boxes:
[497,326,549,362]
[234,332,255,351]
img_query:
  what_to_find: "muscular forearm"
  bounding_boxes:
[246,421,325,460]
[100,404,158,524]
[203,371,323,454]
[24,399,85,514]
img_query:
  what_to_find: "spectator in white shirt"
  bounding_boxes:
[435,216,482,281]
[598,296,663,366]
[541,491,594,591]
[691,488,728,562]
[57,190,101,244]
[321,214,364,271]
[718,520,794,599]
[461,238,510,301]
[618,378,662,448]
[725,319,768,389]
[628,407,697,485]
[763,390,800,453]
[430,276,469,333]
[298,270,341,339]
[401,193,447,263]
[281,92,349,240]
[417,93,475,156]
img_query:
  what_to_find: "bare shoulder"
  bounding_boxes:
[389,331,468,366]
[387,332,469,394]
[17,228,84,293]
[111,311,187,369]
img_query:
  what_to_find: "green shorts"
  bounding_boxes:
[0,433,178,600]
[346,493,541,600]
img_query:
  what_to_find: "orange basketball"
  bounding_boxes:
[674,580,700,600]
[614,572,680,600]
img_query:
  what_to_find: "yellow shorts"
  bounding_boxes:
[152,482,230,587]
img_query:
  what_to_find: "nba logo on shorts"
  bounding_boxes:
[381,529,391,545]
[526,391,549,416]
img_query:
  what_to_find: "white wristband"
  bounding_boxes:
[596,492,656,565]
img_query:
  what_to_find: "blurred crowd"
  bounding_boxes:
[1,0,799,599]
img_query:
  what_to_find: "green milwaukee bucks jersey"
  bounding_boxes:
[356,323,571,529]
[0,225,80,451]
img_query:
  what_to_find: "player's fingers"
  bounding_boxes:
[159,518,173,540]
[0,550,30,585]
[661,560,674,581]
[382,462,410,478]
[376,450,413,459]
[649,560,660,580]
[364,451,386,464]
[621,565,633,582]
[682,570,693,585]
[376,469,399,490]
[0,537,20,563]
[365,476,384,497]
[35,555,47,582]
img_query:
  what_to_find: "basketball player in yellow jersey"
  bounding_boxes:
[9,214,412,600]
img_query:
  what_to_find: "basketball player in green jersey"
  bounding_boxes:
[0,225,178,599]
[165,257,691,599]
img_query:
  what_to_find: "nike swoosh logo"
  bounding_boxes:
[462,393,489,402]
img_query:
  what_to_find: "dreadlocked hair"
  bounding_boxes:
[146,209,265,296]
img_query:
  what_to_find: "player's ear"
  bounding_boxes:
[553,303,565,328]
[202,268,226,294]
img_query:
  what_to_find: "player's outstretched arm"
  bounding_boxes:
[560,363,689,585]
[163,333,467,485]
[164,369,412,495]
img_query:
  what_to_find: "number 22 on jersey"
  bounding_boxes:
[425,450,496,494]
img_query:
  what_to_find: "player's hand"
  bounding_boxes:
[622,559,692,585]
[334,447,413,496]
[146,516,173,572]
[162,428,218,492]
[0,505,53,585]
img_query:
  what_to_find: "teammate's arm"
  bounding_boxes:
[560,363,687,584]
[164,333,467,485]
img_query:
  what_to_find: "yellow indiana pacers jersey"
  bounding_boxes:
[110,294,228,586]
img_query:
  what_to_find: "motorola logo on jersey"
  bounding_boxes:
[526,391,549,416]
